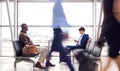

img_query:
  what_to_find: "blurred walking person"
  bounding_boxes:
[97,0,120,71]
[45,0,75,71]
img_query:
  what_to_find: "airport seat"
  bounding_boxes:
[77,39,102,71]
[12,40,39,71]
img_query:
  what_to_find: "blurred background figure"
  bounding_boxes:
[45,0,75,71]
[97,0,120,71]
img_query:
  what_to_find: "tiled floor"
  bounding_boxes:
[0,56,78,71]
[0,46,119,71]
[0,56,119,71]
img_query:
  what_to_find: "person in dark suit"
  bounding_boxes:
[59,27,89,62]
[46,28,75,71]
[45,0,75,71]
[66,27,89,50]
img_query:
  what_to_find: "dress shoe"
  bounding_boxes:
[35,62,45,69]
[46,61,55,67]
[59,58,66,63]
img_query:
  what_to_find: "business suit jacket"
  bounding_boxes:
[77,34,89,49]
[74,34,89,63]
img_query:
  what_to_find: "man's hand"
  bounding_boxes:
[74,39,78,42]
[34,44,40,46]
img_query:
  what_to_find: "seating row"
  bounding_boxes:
[73,39,102,71]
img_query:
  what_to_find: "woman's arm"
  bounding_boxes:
[113,0,120,24]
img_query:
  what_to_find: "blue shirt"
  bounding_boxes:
[52,0,70,28]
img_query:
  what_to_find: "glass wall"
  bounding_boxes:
[1,2,14,40]
[1,2,14,56]
[19,2,93,26]
[18,2,94,39]
[0,1,102,56]
[0,2,2,56]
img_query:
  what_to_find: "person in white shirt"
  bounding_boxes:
[67,27,89,50]
[59,27,89,62]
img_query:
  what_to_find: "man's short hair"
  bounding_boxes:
[79,27,85,31]
[21,23,26,28]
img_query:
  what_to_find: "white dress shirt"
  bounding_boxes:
[78,34,84,46]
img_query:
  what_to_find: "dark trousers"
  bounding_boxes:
[46,28,74,71]
[47,47,74,71]
[61,45,84,62]
[59,46,77,62]
[66,45,78,50]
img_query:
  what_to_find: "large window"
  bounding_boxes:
[0,1,102,56]
[18,2,94,39]
[19,2,93,26]
[0,2,14,56]
[0,2,102,41]
[1,2,14,41]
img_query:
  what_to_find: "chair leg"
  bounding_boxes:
[14,62,16,71]
[26,60,35,71]
[98,60,102,71]
[72,56,74,63]
[33,61,35,71]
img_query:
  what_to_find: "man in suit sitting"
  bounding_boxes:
[67,27,89,50]
[60,27,89,62]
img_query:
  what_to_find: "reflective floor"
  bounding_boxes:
[0,55,119,71]
[0,56,78,71]
[0,46,119,71]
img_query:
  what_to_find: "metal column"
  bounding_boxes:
[0,2,2,56]
[14,0,18,40]
[92,0,97,40]
[6,0,13,40]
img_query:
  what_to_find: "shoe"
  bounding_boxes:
[59,58,66,63]
[35,62,45,69]
[47,61,55,67]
